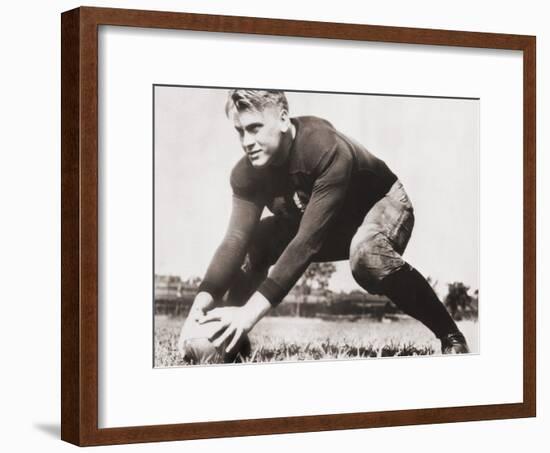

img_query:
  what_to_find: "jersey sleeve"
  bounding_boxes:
[257,143,353,305]
[198,168,264,299]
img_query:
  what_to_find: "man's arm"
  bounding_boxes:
[179,195,262,355]
[196,195,262,303]
[258,143,353,305]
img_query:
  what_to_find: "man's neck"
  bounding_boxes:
[270,124,296,168]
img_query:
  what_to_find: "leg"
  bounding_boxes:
[349,180,415,295]
[350,181,465,347]
[224,216,296,306]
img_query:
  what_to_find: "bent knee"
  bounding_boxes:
[349,241,386,291]
[350,235,404,293]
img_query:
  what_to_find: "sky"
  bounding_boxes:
[154,86,479,295]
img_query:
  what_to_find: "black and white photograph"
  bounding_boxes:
[153,86,480,367]
[3,0,545,449]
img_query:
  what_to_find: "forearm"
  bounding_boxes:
[257,233,314,305]
[259,184,349,305]
[198,195,262,299]
[198,235,249,299]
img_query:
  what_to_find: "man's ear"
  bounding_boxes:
[279,109,291,132]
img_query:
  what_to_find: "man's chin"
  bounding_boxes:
[249,158,269,168]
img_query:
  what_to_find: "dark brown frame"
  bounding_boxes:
[61,6,536,446]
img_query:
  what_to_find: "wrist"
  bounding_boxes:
[243,292,271,328]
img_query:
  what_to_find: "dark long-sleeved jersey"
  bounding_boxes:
[198,116,397,306]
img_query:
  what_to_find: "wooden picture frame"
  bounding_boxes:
[61,6,536,446]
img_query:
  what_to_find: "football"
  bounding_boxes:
[178,317,251,364]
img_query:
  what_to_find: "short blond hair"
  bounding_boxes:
[225,89,289,117]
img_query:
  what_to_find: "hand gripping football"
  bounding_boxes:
[178,316,251,364]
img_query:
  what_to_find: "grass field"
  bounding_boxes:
[154,315,479,367]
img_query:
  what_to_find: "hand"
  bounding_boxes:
[198,306,254,354]
[189,292,215,321]
[199,292,271,354]
[177,292,215,355]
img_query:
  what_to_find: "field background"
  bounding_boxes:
[154,314,479,367]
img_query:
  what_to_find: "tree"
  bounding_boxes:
[183,276,202,289]
[426,275,438,291]
[297,262,336,294]
[444,281,472,320]
[293,262,336,316]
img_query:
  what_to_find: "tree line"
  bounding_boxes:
[154,263,478,321]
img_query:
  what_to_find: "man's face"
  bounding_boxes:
[230,106,288,168]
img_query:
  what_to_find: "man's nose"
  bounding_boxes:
[242,131,256,149]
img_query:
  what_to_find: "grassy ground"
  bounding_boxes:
[154,314,479,367]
